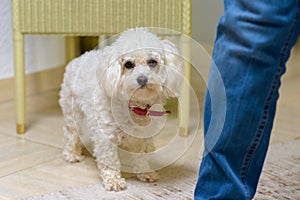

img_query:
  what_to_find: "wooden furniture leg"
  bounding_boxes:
[179,35,191,137]
[13,33,26,134]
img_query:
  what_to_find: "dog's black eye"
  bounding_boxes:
[124,61,135,69]
[148,59,158,68]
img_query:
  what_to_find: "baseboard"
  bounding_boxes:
[0,66,65,103]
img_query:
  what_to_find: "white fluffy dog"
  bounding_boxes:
[59,28,183,191]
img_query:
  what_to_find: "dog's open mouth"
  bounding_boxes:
[128,102,171,117]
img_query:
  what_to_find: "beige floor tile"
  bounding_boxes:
[0,156,99,199]
[0,108,64,149]
[19,109,64,149]
[0,137,61,178]
[0,134,13,143]
[270,76,300,144]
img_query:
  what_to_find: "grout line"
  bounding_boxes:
[0,155,62,179]
[0,131,63,150]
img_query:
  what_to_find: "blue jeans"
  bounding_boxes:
[194,1,300,199]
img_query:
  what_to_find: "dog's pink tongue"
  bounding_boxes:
[130,104,171,116]
[132,107,148,115]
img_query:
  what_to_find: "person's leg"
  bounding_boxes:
[195,0,300,199]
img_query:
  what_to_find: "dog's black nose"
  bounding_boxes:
[137,75,148,86]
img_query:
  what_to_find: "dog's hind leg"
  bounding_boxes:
[135,138,159,183]
[62,124,83,163]
[120,137,159,183]
[60,96,84,163]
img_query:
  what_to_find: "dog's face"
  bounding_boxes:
[119,49,165,108]
[100,28,184,115]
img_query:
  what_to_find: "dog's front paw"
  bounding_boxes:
[62,151,84,163]
[137,172,159,182]
[100,166,127,191]
[103,176,127,191]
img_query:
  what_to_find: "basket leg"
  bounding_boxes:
[13,33,26,134]
[179,61,190,137]
[65,37,80,63]
[179,35,191,137]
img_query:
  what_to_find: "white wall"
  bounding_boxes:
[0,0,223,80]
[0,0,66,80]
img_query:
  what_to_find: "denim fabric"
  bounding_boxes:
[195,0,300,199]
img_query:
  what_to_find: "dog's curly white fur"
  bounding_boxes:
[59,28,183,191]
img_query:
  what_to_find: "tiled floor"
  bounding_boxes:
[0,91,100,199]
[0,73,299,199]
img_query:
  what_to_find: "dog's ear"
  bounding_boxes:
[99,46,122,98]
[162,39,184,98]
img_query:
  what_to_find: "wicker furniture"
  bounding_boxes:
[12,0,192,135]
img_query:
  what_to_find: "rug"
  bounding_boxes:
[25,162,198,200]
[255,139,300,200]
[25,139,300,200]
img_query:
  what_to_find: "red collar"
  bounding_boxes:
[129,104,171,116]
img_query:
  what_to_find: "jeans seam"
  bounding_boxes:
[239,1,300,199]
